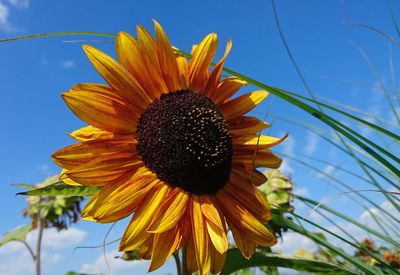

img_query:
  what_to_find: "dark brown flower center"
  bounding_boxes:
[136,90,232,195]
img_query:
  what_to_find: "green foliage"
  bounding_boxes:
[20,175,84,230]
[221,248,356,275]
[17,181,100,197]
[0,224,31,247]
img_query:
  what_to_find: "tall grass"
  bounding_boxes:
[2,2,399,274]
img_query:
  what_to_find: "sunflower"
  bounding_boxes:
[52,20,285,274]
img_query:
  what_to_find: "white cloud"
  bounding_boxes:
[279,135,295,175]
[0,1,20,32]
[37,163,52,177]
[0,242,34,275]
[274,232,317,255]
[81,249,147,275]
[39,56,48,66]
[303,131,319,155]
[0,3,9,25]
[61,60,75,69]
[293,186,308,197]
[0,227,86,275]
[317,164,335,179]
[26,227,87,249]
[280,160,294,176]
[8,0,29,9]
[281,135,295,156]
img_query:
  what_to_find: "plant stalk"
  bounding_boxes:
[35,209,44,275]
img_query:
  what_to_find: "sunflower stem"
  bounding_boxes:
[173,251,182,275]
[181,247,190,275]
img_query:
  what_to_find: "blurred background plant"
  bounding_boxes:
[0,175,83,275]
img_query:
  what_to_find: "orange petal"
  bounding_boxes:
[139,235,154,260]
[228,116,270,136]
[211,76,247,106]
[116,31,160,99]
[82,170,158,223]
[136,26,168,97]
[190,196,211,275]
[62,86,139,134]
[233,150,282,169]
[227,220,257,259]
[186,236,199,274]
[189,33,218,93]
[203,39,232,97]
[148,188,189,233]
[220,90,269,120]
[231,166,267,186]
[65,153,142,186]
[52,138,136,170]
[153,20,181,91]
[209,239,227,273]
[224,177,272,221]
[120,184,169,251]
[217,191,276,248]
[83,45,152,108]
[149,225,182,272]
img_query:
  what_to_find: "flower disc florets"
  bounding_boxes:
[136,90,232,195]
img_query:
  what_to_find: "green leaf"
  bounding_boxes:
[221,248,356,275]
[13,183,36,190]
[0,225,32,246]
[16,181,100,197]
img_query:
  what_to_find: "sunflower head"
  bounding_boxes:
[53,20,286,274]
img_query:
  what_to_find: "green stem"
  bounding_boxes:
[181,247,190,275]
[173,251,182,275]
[36,215,43,275]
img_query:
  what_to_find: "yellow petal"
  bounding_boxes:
[233,150,282,168]
[176,55,189,89]
[83,45,152,108]
[233,134,288,151]
[52,138,136,170]
[149,225,182,272]
[120,184,169,251]
[153,20,181,91]
[203,39,232,97]
[148,188,189,233]
[199,197,228,254]
[189,33,218,93]
[228,116,270,136]
[211,76,247,106]
[70,125,117,141]
[60,169,82,186]
[191,196,211,275]
[220,90,269,120]
[116,31,160,99]
[62,86,139,134]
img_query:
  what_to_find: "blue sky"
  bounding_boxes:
[0,1,399,274]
